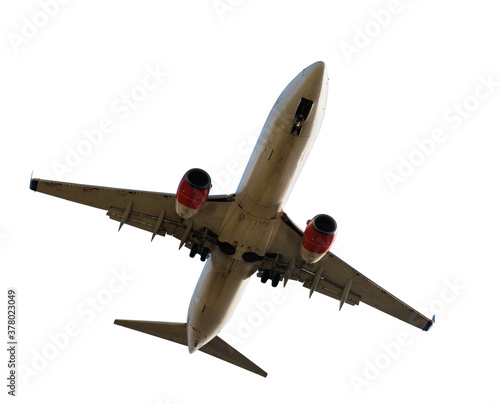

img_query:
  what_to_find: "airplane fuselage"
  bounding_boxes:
[187,62,328,352]
[30,60,434,377]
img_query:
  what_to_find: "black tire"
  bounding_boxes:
[200,247,210,262]
[261,269,270,284]
[189,243,199,258]
[272,272,280,287]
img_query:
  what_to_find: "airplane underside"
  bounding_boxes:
[30,61,434,379]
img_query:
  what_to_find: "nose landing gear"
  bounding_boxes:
[291,97,314,136]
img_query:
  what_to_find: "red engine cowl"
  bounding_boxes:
[175,168,211,219]
[300,214,337,264]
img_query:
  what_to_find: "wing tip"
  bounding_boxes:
[423,314,436,332]
[30,176,38,192]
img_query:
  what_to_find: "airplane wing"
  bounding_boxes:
[29,178,434,331]
[265,212,435,331]
[29,178,233,252]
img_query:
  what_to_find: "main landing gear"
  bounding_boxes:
[187,227,214,262]
[189,243,210,261]
[261,269,281,288]
[259,254,283,287]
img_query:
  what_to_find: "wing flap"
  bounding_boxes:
[302,279,360,306]
[107,207,184,238]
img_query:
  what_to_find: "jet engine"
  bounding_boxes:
[175,168,211,219]
[300,214,337,264]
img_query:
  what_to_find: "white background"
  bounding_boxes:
[2,1,500,403]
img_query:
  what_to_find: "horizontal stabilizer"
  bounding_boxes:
[115,319,187,344]
[114,319,267,377]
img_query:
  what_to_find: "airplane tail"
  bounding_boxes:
[114,319,267,377]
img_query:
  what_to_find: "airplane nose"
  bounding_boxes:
[305,61,327,85]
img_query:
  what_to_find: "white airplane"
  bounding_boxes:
[30,61,434,377]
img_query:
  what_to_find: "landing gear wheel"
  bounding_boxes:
[291,123,302,136]
[200,247,210,262]
[261,269,270,284]
[189,243,199,258]
[271,272,281,287]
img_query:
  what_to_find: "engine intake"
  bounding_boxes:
[300,214,337,264]
[175,168,211,219]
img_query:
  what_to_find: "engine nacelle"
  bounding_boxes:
[175,168,211,219]
[300,214,337,264]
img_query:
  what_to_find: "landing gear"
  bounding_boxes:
[189,243,199,258]
[189,243,211,261]
[261,270,281,287]
[291,123,302,136]
[259,254,284,287]
[200,247,210,262]
[271,273,281,287]
[261,269,271,284]
[291,97,313,136]
[187,228,214,261]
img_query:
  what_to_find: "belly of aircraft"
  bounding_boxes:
[187,249,257,352]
